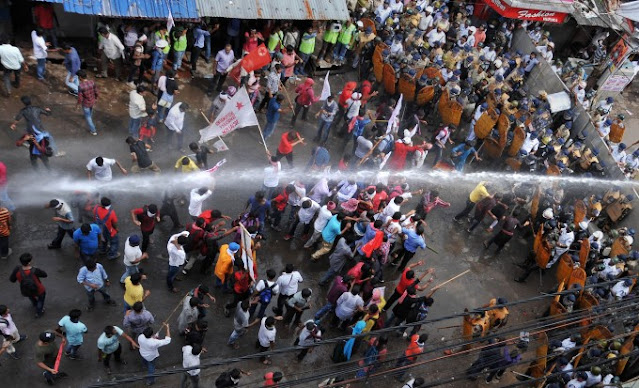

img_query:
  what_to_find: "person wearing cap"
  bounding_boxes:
[597,118,612,139]
[45,198,75,249]
[611,278,633,299]
[596,96,614,115]
[120,234,148,284]
[611,142,627,165]
[97,27,124,79]
[36,331,67,384]
[214,242,240,291]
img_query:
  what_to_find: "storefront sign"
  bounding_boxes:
[487,0,568,23]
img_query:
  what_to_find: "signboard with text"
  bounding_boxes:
[486,0,569,23]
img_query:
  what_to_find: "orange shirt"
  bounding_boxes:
[405,334,424,361]
[214,244,234,282]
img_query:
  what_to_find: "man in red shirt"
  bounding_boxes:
[269,184,294,231]
[223,260,253,317]
[130,204,160,253]
[276,131,304,169]
[383,261,431,312]
[395,333,428,381]
[263,371,283,386]
[9,253,47,318]
[33,3,58,48]
[93,197,119,260]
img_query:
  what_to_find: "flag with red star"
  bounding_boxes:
[199,87,259,143]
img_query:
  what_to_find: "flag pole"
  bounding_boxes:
[278,79,295,109]
[199,110,225,145]
[256,121,270,155]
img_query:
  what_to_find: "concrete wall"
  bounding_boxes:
[510,28,626,181]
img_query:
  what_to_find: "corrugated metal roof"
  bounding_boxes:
[196,0,350,20]
[37,0,199,19]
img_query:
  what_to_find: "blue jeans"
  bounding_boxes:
[82,107,97,134]
[319,267,339,285]
[263,120,277,140]
[317,119,332,144]
[120,264,139,283]
[36,58,46,80]
[167,265,180,290]
[129,117,141,139]
[173,51,185,70]
[28,292,46,316]
[65,72,79,93]
[204,35,211,60]
[227,328,246,345]
[314,301,334,322]
[0,186,15,212]
[65,343,81,357]
[295,53,310,74]
[142,357,156,385]
[333,43,348,61]
[86,286,112,306]
[101,232,119,258]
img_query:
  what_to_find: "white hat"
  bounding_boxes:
[357,20,364,28]
[625,236,634,246]
[548,42,555,48]
[138,34,148,42]
[543,208,554,219]
[579,220,589,230]
[425,6,434,13]
[219,92,229,101]
[155,39,168,48]
[352,92,362,100]
[593,231,603,241]
[494,59,502,68]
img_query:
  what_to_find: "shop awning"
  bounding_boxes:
[484,0,569,23]
[36,0,199,20]
[195,0,350,20]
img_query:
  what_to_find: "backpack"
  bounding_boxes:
[259,280,276,304]
[331,340,347,363]
[19,268,39,297]
[94,207,112,236]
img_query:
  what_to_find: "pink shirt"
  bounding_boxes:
[281,52,296,77]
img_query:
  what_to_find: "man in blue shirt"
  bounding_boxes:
[191,24,210,73]
[246,191,271,234]
[263,94,285,140]
[56,309,87,359]
[392,225,427,271]
[73,223,101,264]
[451,141,481,172]
[150,39,167,84]
[62,44,81,95]
[312,213,348,261]
[77,259,115,311]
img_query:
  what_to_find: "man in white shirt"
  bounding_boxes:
[167,231,189,292]
[32,28,51,81]
[0,305,25,359]
[304,201,336,248]
[86,156,127,181]
[98,27,125,79]
[426,26,446,47]
[0,35,27,95]
[119,234,147,283]
[181,344,202,387]
[262,156,281,200]
[335,286,364,327]
[520,131,540,155]
[128,85,151,139]
[138,324,171,385]
[285,197,320,241]
[274,264,304,318]
[188,188,212,219]
[165,102,189,152]
[257,316,277,364]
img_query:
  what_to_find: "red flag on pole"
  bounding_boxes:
[54,339,65,371]
[241,44,271,73]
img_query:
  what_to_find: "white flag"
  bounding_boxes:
[199,88,259,143]
[320,71,331,101]
[167,9,175,33]
[386,94,403,135]
[239,224,255,280]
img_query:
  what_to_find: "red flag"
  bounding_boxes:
[241,44,271,73]
[362,231,384,258]
[54,339,65,371]
[228,62,242,84]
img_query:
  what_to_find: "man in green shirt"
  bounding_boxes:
[319,21,341,60]
[333,19,356,65]
[267,26,283,56]
[295,27,317,76]
[172,27,187,71]
[35,331,68,385]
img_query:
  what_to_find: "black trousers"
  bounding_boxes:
[102,343,122,367]
[210,72,227,93]
[191,46,202,71]
[276,151,294,168]
[291,102,309,125]
[384,289,402,312]
[141,229,154,253]
[30,153,50,170]
[258,93,272,111]
[454,199,475,221]
[394,249,416,272]
[51,226,74,247]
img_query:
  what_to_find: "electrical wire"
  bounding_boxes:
[86,286,639,387]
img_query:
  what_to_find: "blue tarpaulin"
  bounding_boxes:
[38,0,199,19]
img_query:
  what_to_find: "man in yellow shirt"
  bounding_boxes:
[174,156,200,173]
[453,181,492,223]
[123,272,150,310]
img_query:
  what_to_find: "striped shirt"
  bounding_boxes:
[0,208,10,236]
[78,80,98,108]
